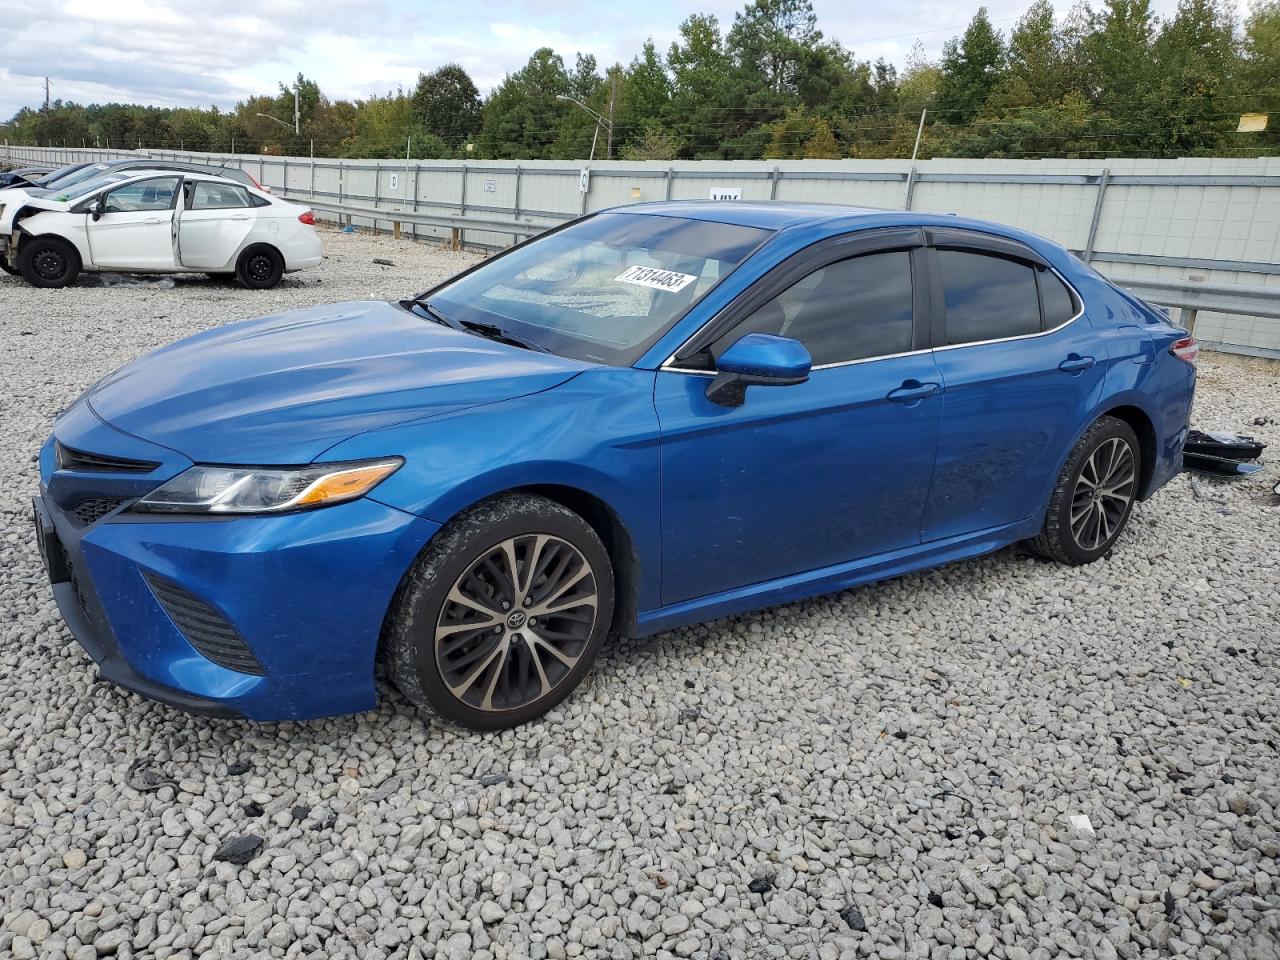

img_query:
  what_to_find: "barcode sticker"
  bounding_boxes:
[614,265,697,293]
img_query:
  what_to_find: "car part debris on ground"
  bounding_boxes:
[1184,429,1268,477]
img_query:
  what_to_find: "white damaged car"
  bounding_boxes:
[0,170,322,289]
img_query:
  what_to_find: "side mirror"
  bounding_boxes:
[706,333,811,407]
[88,199,103,221]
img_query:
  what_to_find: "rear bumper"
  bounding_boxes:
[37,436,439,721]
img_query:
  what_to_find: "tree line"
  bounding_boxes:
[3,0,1278,161]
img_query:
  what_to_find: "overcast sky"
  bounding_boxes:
[0,0,1215,121]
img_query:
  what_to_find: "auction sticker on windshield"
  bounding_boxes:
[614,265,697,293]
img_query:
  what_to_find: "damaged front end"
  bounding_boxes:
[0,204,39,274]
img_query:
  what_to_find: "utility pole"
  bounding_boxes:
[294,86,300,135]
[606,74,617,160]
[44,77,51,111]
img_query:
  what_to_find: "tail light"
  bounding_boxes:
[298,211,316,226]
[1170,336,1198,365]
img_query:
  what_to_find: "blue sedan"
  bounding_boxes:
[34,202,1196,728]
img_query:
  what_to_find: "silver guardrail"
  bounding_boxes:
[1119,279,1280,334]
[287,196,550,250]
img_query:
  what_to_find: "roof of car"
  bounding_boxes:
[601,200,884,230]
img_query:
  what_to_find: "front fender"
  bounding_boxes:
[323,368,663,610]
[17,210,93,267]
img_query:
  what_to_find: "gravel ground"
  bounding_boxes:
[1,227,1278,960]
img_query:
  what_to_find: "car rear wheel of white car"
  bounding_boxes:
[19,236,80,288]
[384,493,614,730]
[235,245,283,289]
[1030,415,1140,565]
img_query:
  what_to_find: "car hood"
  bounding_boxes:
[87,300,590,464]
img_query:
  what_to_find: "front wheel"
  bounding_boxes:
[235,246,283,289]
[19,236,80,288]
[1030,415,1141,565]
[385,493,614,730]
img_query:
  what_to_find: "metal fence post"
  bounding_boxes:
[459,164,469,250]
[337,160,345,226]
[513,166,523,247]
[665,168,674,200]
[373,163,381,235]
[1084,168,1110,263]
[771,166,781,200]
[903,167,918,211]
[410,161,419,242]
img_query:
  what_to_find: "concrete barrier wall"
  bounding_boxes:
[4,146,1278,357]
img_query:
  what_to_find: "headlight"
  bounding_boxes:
[134,458,403,514]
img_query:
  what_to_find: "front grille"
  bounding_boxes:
[56,442,158,473]
[143,573,265,676]
[71,497,127,525]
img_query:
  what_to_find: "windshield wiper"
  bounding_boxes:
[458,319,549,353]
[408,298,548,353]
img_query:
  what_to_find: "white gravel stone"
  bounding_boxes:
[1,229,1279,959]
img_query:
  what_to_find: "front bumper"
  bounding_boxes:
[37,411,439,721]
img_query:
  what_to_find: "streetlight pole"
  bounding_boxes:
[556,95,613,162]
[256,113,293,131]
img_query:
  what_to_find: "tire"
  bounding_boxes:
[385,493,615,730]
[1030,415,1141,565]
[0,255,16,276]
[235,246,283,289]
[19,236,80,288]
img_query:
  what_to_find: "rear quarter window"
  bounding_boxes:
[1038,269,1078,329]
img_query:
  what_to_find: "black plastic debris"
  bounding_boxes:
[748,877,773,894]
[125,758,177,793]
[477,772,510,787]
[226,759,251,776]
[213,835,263,864]
[1183,430,1267,477]
[839,905,868,932]
[243,801,265,818]
[291,804,311,822]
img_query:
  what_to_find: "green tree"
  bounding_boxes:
[1237,0,1280,150]
[479,48,570,158]
[665,14,739,157]
[936,7,1007,124]
[615,41,673,153]
[412,64,481,147]
[1151,0,1240,153]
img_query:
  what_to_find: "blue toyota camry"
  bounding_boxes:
[34,202,1196,728]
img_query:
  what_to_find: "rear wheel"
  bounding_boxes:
[1031,415,1140,565]
[235,246,283,289]
[385,493,614,730]
[19,236,80,288]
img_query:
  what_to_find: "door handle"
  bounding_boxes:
[144,217,166,224]
[887,380,941,403]
[230,214,251,221]
[1059,354,1096,373]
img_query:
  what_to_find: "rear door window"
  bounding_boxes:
[189,182,253,210]
[937,250,1041,345]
